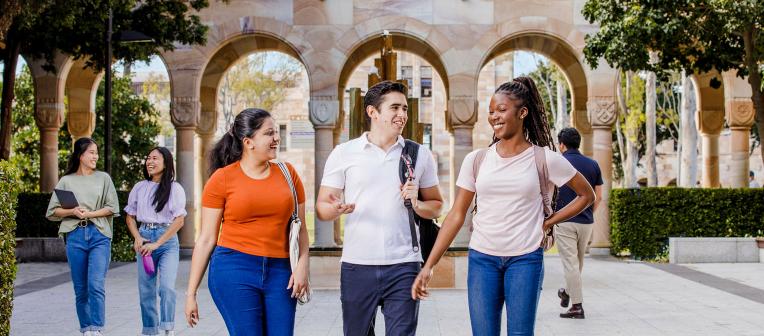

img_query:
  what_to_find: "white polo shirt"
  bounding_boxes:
[321,133,439,265]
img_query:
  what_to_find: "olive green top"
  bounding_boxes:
[46,171,120,238]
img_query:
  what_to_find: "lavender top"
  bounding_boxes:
[124,180,187,224]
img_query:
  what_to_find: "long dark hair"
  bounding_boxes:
[64,137,98,176]
[208,108,272,176]
[142,147,175,213]
[491,76,556,151]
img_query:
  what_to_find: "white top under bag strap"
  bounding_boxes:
[276,162,299,219]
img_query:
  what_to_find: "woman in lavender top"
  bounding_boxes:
[124,147,187,336]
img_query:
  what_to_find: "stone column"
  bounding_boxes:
[197,108,217,186]
[571,109,593,156]
[587,97,617,254]
[29,53,69,192]
[726,99,755,188]
[701,134,720,187]
[449,97,478,247]
[171,95,200,249]
[309,97,339,247]
[34,100,64,192]
[698,109,724,188]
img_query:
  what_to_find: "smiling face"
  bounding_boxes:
[488,92,527,141]
[368,91,408,137]
[145,149,165,178]
[243,117,280,161]
[79,143,99,171]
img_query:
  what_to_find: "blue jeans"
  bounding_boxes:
[137,225,179,335]
[208,246,296,336]
[340,262,421,336]
[467,248,544,336]
[65,222,111,333]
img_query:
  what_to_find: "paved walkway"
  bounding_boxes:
[11,256,764,335]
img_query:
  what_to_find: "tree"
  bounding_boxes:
[1,0,212,160]
[679,72,698,187]
[7,66,39,192]
[645,53,658,186]
[582,0,764,166]
[138,71,173,137]
[526,57,570,136]
[58,72,161,190]
[217,52,302,132]
[7,66,160,190]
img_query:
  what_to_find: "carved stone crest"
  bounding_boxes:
[171,97,200,127]
[197,109,217,135]
[67,110,95,138]
[447,97,478,127]
[571,110,592,133]
[34,100,64,128]
[726,99,755,128]
[587,97,617,126]
[309,98,338,126]
[697,109,725,135]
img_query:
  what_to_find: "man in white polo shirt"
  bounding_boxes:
[316,81,443,336]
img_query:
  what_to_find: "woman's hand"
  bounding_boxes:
[71,207,88,219]
[542,219,555,232]
[288,260,310,300]
[185,294,199,327]
[133,237,146,253]
[140,242,159,256]
[411,266,433,300]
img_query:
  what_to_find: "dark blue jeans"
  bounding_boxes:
[208,246,296,336]
[467,248,544,336]
[340,262,421,336]
[65,223,111,333]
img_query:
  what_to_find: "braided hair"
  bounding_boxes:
[490,77,557,152]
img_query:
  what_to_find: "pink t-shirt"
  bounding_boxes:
[456,145,577,256]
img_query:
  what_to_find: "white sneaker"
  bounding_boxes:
[165,331,175,336]
[92,331,104,336]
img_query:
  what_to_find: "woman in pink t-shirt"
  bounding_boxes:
[412,77,595,336]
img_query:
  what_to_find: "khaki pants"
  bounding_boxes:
[554,222,593,305]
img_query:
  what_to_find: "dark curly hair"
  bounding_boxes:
[491,76,556,151]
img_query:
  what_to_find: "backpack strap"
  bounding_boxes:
[533,146,553,217]
[470,148,489,216]
[399,140,420,252]
[473,148,489,178]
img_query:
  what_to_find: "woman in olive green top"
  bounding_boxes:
[46,138,119,336]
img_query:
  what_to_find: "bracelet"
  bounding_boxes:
[185,290,197,297]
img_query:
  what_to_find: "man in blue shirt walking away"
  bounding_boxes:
[555,127,602,319]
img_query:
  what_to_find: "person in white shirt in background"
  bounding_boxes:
[411,77,595,336]
[750,171,760,188]
[316,80,443,336]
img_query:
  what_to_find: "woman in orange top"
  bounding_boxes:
[184,108,310,336]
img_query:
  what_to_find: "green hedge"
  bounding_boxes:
[1,163,20,335]
[15,191,136,262]
[610,188,764,259]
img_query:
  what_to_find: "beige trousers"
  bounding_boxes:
[554,221,593,304]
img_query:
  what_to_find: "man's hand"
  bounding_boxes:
[400,180,419,207]
[329,193,355,215]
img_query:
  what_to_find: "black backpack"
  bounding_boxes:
[398,140,439,263]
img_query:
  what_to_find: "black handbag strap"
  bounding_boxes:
[399,140,420,252]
